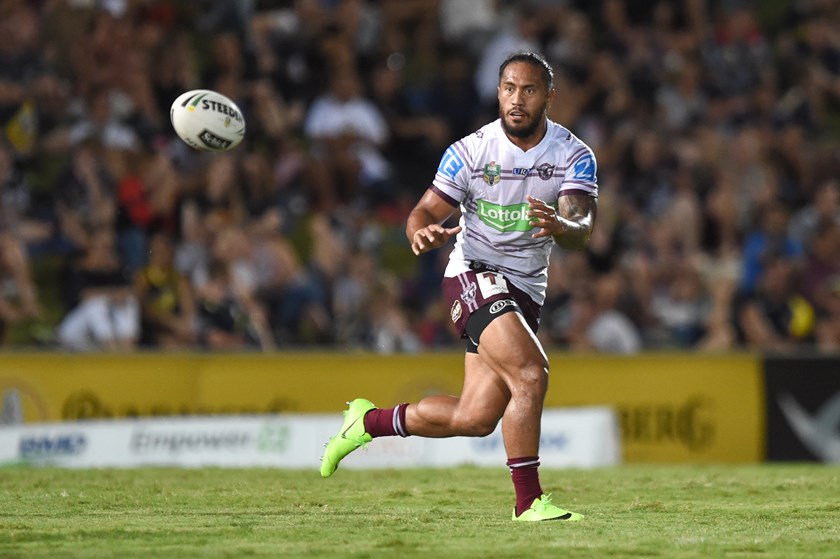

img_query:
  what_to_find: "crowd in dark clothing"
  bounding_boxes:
[0,0,838,353]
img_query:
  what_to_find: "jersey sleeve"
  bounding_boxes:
[561,138,598,198]
[430,138,471,208]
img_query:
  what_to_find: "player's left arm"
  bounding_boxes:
[527,193,598,251]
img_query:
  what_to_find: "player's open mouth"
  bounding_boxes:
[508,111,527,121]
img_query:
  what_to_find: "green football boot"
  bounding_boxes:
[512,494,584,522]
[320,398,376,478]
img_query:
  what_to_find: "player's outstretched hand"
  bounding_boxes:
[527,195,563,239]
[411,224,462,255]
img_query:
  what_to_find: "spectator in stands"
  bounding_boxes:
[240,149,290,237]
[246,79,305,146]
[56,226,138,351]
[53,139,118,250]
[134,232,196,349]
[650,260,711,347]
[331,249,375,347]
[740,201,804,293]
[700,5,771,122]
[438,0,498,55]
[186,153,246,237]
[546,8,593,84]
[429,48,483,145]
[0,233,40,345]
[369,61,450,201]
[242,214,331,346]
[473,3,542,114]
[173,187,212,290]
[732,250,815,351]
[539,250,588,348]
[378,0,437,62]
[194,259,261,351]
[0,142,51,246]
[0,1,42,157]
[566,272,643,354]
[366,271,421,354]
[813,283,840,352]
[202,30,255,106]
[116,149,182,275]
[303,65,390,209]
[726,126,778,213]
[656,58,707,131]
[0,140,46,344]
[58,87,142,153]
[208,227,277,350]
[799,216,840,331]
[0,0,837,354]
[788,179,840,245]
[150,32,199,121]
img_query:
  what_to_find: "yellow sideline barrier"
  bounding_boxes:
[0,352,763,463]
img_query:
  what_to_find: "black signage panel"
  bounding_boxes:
[764,357,840,462]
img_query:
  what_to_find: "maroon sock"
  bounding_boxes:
[507,456,543,517]
[363,403,409,438]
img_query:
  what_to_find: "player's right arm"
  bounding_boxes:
[406,189,461,256]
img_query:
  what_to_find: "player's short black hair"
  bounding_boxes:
[498,51,555,91]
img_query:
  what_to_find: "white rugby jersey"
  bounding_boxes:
[431,118,598,305]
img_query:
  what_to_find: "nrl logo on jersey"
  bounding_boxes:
[483,161,501,186]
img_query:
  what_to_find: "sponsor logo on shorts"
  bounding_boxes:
[489,299,516,314]
[450,300,462,323]
[477,271,509,298]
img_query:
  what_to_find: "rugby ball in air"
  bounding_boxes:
[170,89,245,151]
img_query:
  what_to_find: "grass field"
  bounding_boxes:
[1,464,838,558]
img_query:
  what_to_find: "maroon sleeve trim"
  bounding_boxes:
[430,185,460,207]
[559,188,597,198]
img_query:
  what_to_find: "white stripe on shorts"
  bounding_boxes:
[457,272,478,312]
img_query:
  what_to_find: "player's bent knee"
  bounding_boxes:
[510,361,549,396]
[462,420,498,437]
[452,415,499,437]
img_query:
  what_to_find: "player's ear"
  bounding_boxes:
[545,87,556,108]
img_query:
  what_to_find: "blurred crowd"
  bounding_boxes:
[0,0,839,354]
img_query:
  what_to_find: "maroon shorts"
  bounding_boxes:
[442,267,542,340]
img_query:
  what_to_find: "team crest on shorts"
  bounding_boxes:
[450,300,462,323]
[483,161,501,186]
[461,282,477,306]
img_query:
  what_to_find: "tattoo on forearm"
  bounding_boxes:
[553,194,597,250]
[558,195,585,220]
